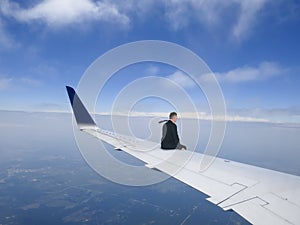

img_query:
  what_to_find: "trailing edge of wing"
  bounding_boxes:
[66,86,97,129]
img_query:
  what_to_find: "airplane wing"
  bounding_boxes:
[66,86,300,225]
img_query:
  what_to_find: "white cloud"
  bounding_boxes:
[33,103,66,112]
[167,70,196,88]
[0,76,12,90]
[216,62,285,83]
[0,19,16,49]
[162,0,191,30]
[232,0,269,41]
[0,76,42,90]
[146,66,160,76]
[20,78,42,87]
[0,0,129,27]
[229,107,300,123]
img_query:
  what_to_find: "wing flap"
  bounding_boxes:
[262,193,300,225]
[230,197,292,225]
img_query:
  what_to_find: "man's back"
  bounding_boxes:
[161,120,179,149]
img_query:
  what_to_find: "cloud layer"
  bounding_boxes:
[0,0,282,40]
[0,0,295,51]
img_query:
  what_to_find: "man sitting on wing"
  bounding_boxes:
[161,112,187,150]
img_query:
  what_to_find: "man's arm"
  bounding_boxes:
[161,123,167,142]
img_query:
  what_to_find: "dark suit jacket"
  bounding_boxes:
[161,120,179,149]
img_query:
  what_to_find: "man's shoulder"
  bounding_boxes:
[166,120,176,127]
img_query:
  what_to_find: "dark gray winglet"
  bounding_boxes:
[66,86,97,128]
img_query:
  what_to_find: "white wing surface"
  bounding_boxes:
[66,86,300,225]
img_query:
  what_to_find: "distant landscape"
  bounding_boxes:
[1,110,300,224]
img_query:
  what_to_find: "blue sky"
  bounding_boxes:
[0,0,300,123]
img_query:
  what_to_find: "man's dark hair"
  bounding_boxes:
[169,112,177,119]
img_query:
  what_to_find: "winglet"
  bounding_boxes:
[66,86,97,130]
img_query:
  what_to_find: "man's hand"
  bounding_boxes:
[181,145,187,150]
